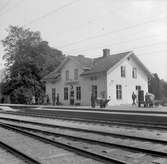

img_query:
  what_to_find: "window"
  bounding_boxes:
[92,85,97,99]
[136,85,141,91]
[132,67,137,78]
[64,87,68,100]
[52,88,56,99]
[76,86,81,100]
[116,85,122,99]
[121,66,126,77]
[90,76,97,81]
[74,69,78,80]
[65,70,69,81]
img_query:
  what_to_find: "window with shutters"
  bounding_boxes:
[74,69,78,80]
[121,66,126,77]
[65,70,69,81]
[116,85,122,99]
[64,87,68,100]
[132,67,137,78]
[76,86,81,100]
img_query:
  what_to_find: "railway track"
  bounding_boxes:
[0,116,167,144]
[0,123,107,164]
[0,121,127,164]
[0,118,167,163]
[1,110,167,131]
[0,140,40,164]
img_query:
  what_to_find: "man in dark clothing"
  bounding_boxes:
[91,93,95,108]
[132,92,136,106]
[70,85,74,105]
[145,93,149,107]
[56,93,60,105]
[46,95,50,104]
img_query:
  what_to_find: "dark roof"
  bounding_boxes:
[43,51,152,81]
[69,55,93,67]
[81,51,130,75]
[42,72,60,81]
[42,55,93,80]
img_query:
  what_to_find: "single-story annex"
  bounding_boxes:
[43,49,152,106]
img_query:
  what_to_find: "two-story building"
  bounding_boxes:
[43,49,152,106]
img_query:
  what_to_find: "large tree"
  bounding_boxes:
[1,25,64,104]
[149,73,167,100]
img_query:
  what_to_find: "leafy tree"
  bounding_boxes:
[149,73,167,100]
[148,73,160,99]
[159,79,167,98]
[1,25,64,104]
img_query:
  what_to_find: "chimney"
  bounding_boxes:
[103,49,110,57]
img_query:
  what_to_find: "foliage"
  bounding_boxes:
[149,73,167,101]
[1,25,64,104]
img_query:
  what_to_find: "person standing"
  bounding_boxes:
[132,92,136,106]
[52,94,55,106]
[46,95,50,105]
[145,92,149,107]
[32,96,36,104]
[70,85,74,105]
[56,93,60,105]
[91,93,96,108]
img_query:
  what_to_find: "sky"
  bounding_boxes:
[0,0,167,80]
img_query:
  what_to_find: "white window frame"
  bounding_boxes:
[74,69,78,80]
[76,86,81,100]
[64,87,68,100]
[132,67,137,79]
[65,70,69,81]
[116,85,122,100]
[121,66,126,78]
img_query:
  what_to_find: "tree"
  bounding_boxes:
[149,73,167,100]
[1,25,64,104]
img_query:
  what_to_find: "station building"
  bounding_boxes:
[43,49,152,106]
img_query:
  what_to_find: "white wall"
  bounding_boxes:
[107,56,148,106]
[45,59,107,106]
[46,55,149,106]
[46,59,81,105]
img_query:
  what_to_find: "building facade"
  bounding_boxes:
[43,49,151,106]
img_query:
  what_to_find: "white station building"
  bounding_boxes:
[43,49,152,106]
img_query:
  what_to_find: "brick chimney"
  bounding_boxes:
[103,49,110,57]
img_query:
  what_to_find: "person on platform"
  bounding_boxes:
[56,93,60,105]
[91,93,96,108]
[46,95,50,105]
[32,96,36,104]
[132,92,136,106]
[145,92,149,107]
[52,94,56,106]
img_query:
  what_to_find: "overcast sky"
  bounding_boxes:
[0,0,167,80]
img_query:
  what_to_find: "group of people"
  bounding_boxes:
[132,91,154,107]
[91,93,110,108]
[29,91,153,108]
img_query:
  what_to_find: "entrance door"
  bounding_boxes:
[52,88,56,105]
[70,85,74,105]
[91,85,97,99]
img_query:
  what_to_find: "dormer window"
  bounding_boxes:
[74,69,78,80]
[132,67,137,78]
[121,66,126,78]
[65,70,69,81]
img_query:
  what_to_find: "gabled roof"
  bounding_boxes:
[42,55,93,81]
[43,50,152,81]
[130,54,152,78]
[69,55,93,67]
[81,51,130,76]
